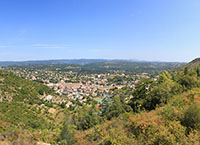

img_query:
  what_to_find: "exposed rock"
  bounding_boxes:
[48,108,56,114]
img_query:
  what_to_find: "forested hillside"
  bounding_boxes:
[176,57,200,71]
[0,70,66,144]
[0,70,53,102]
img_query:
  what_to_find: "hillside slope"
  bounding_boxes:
[75,88,200,145]
[0,70,53,102]
[0,70,66,144]
[176,57,200,71]
[72,68,200,144]
[186,57,200,69]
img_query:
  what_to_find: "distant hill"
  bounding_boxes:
[81,61,184,73]
[0,58,184,66]
[1,60,185,74]
[0,59,141,66]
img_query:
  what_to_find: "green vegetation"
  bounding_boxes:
[181,104,200,132]
[0,70,53,103]
[0,102,50,132]
[0,60,200,145]
[0,70,65,144]
[70,65,200,144]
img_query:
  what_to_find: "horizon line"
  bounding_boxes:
[0,58,188,63]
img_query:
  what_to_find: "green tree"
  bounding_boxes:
[129,78,154,112]
[196,66,200,77]
[73,105,99,130]
[102,96,126,120]
[184,67,188,75]
[60,118,75,145]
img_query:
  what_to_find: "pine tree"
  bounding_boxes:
[196,66,200,77]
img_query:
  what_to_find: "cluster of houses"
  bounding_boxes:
[47,78,126,100]
[2,67,154,108]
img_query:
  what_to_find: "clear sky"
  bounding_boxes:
[0,0,200,62]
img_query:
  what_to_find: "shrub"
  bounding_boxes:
[181,104,200,132]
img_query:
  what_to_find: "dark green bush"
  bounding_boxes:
[181,104,200,132]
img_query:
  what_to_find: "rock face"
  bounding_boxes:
[48,108,56,114]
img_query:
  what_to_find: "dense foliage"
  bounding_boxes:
[53,65,200,145]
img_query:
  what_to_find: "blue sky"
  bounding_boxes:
[0,0,200,62]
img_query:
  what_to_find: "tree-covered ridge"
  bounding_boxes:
[83,61,183,73]
[0,70,53,102]
[176,57,200,71]
[0,70,68,144]
[187,57,200,67]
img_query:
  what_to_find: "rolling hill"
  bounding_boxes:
[3,61,185,74]
[0,59,140,66]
